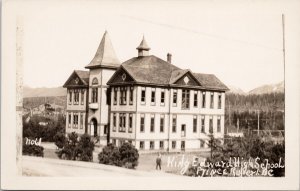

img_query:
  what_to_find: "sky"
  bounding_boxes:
[19,0,286,92]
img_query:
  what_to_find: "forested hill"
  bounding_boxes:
[225,92,284,112]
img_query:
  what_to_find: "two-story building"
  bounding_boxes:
[63,31,229,151]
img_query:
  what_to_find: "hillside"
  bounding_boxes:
[248,81,284,95]
[23,86,67,98]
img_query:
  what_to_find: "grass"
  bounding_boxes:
[39,142,211,175]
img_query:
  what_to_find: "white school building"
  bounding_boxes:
[63,31,229,152]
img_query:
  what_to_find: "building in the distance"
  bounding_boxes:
[63,31,229,151]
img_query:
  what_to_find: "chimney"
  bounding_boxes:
[167,53,172,63]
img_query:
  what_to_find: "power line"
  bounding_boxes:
[122,15,282,52]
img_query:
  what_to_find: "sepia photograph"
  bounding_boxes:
[1,0,300,190]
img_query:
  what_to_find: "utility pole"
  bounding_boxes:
[257,110,260,135]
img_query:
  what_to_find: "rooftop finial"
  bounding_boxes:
[136,35,150,57]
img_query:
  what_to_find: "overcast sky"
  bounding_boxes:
[19,0,286,92]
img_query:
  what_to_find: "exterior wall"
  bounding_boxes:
[87,68,116,145]
[65,88,87,135]
[109,85,226,152]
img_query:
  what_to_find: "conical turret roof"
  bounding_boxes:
[136,35,151,50]
[85,31,120,69]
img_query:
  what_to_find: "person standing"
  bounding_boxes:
[156,153,162,170]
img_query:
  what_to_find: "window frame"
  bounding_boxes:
[150,114,155,133]
[139,141,145,150]
[160,89,165,106]
[210,92,214,109]
[172,115,177,133]
[209,117,213,134]
[160,115,165,133]
[141,88,146,105]
[140,114,145,132]
[92,88,98,103]
[181,89,190,109]
[217,116,221,132]
[218,93,222,109]
[173,90,177,107]
[151,88,156,105]
[193,115,197,133]
[150,141,154,150]
[193,91,198,107]
[128,114,133,133]
[202,92,206,108]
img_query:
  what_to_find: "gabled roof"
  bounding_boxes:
[108,55,229,91]
[63,70,89,88]
[85,31,120,69]
[193,73,229,91]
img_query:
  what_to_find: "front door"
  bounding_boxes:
[90,118,98,137]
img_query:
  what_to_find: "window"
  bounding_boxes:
[81,90,85,105]
[68,113,71,128]
[159,141,164,149]
[202,92,206,108]
[160,115,165,132]
[112,139,116,146]
[129,87,133,105]
[80,113,83,129]
[217,117,221,132]
[113,113,116,132]
[172,115,177,133]
[140,141,145,150]
[113,88,117,105]
[193,116,197,133]
[119,114,122,132]
[141,88,146,104]
[73,114,78,128]
[104,125,108,135]
[151,88,156,105]
[218,93,222,109]
[150,141,154,150]
[161,89,165,105]
[210,92,214,109]
[120,87,127,105]
[201,116,205,133]
[119,113,126,132]
[92,78,98,85]
[181,125,186,137]
[200,140,205,148]
[172,141,176,149]
[69,90,72,105]
[209,117,213,134]
[173,90,177,106]
[181,141,185,150]
[129,114,133,133]
[181,89,190,109]
[140,114,145,132]
[194,91,198,107]
[92,88,98,103]
[74,90,79,104]
[150,115,155,132]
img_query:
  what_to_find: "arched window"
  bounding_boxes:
[92,78,98,85]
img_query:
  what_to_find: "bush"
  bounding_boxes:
[23,142,44,157]
[54,132,66,149]
[98,143,122,166]
[76,134,95,161]
[119,142,139,168]
[98,142,139,169]
[56,132,94,162]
